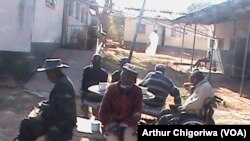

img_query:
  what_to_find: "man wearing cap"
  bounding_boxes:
[80,54,108,118]
[139,64,181,108]
[111,57,129,83]
[99,63,142,141]
[37,58,77,141]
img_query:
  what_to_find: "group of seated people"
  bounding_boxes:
[15,53,215,141]
[80,54,215,141]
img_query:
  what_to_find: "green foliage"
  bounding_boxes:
[107,13,125,42]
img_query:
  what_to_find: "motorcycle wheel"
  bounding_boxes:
[179,117,206,125]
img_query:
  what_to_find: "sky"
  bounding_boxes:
[96,0,227,13]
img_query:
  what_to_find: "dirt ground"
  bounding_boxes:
[0,47,250,141]
[101,47,250,125]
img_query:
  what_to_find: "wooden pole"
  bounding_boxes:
[240,19,250,97]
[128,0,146,62]
[208,24,216,81]
[180,24,186,63]
[190,23,197,70]
[232,20,238,78]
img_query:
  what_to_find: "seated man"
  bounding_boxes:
[80,54,108,118]
[192,56,210,69]
[111,57,129,82]
[192,50,212,69]
[181,69,214,112]
[157,69,215,125]
[99,63,142,141]
[139,64,181,108]
[15,59,77,141]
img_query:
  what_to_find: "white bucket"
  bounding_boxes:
[91,120,101,132]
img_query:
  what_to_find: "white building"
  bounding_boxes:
[0,0,98,79]
[63,0,98,48]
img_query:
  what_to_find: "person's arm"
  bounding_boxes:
[171,87,182,105]
[111,70,120,83]
[81,67,89,91]
[168,80,182,105]
[181,93,199,111]
[138,72,152,86]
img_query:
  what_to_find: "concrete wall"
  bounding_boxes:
[32,0,64,44]
[164,24,209,50]
[0,0,65,79]
[215,21,235,50]
[164,32,208,50]
[0,0,34,52]
[30,0,65,73]
[124,18,154,44]
[236,19,249,38]
[215,19,250,77]
[124,18,209,51]
[215,20,249,50]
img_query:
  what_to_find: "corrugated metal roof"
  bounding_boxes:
[173,0,250,25]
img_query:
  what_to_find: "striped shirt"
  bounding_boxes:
[139,71,180,106]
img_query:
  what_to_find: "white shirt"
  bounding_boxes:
[145,31,159,56]
[182,79,214,112]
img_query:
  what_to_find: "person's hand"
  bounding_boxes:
[189,86,195,93]
[183,82,192,89]
[38,100,49,112]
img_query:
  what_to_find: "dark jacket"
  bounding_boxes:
[111,70,121,82]
[81,65,108,91]
[48,75,77,140]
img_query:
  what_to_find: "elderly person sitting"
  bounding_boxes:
[139,64,181,108]
[80,54,108,118]
[181,69,214,112]
[111,57,130,83]
[157,69,215,125]
[15,58,77,141]
[99,63,142,141]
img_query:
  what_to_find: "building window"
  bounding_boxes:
[171,27,176,37]
[75,3,80,20]
[171,27,181,38]
[138,24,146,34]
[46,0,57,9]
[81,7,85,23]
[218,38,224,50]
[230,39,235,50]
[69,0,74,16]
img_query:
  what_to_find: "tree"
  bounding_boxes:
[107,13,125,42]
[99,0,113,32]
